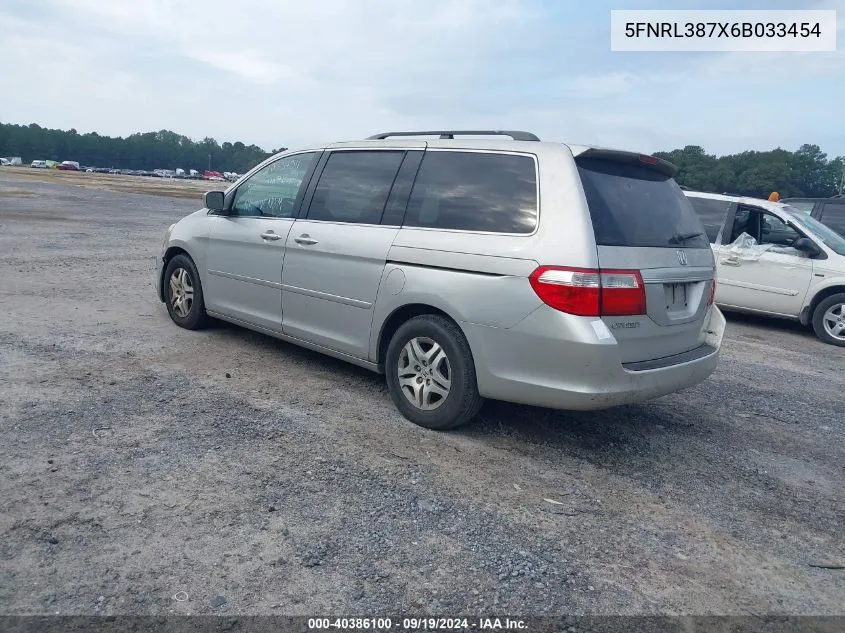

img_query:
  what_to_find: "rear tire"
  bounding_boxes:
[385,315,483,430]
[811,293,845,347]
[164,254,208,330]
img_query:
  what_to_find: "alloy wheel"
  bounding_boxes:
[397,336,452,410]
[822,302,845,341]
[169,267,194,318]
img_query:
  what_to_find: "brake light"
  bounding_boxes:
[529,266,646,317]
[639,154,659,165]
[708,279,716,306]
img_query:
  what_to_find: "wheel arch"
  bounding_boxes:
[801,284,845,326]
[375,303,465,372]
[158,245,197,302]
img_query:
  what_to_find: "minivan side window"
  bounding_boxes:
[403,151,538,233]
[231,152,317,218]
[306,150,405,224]
[820,202,845,237]
[686,196,733,243]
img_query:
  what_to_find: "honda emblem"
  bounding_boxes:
[677,250,688,266]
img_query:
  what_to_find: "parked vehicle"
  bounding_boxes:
[2,156,22,166]
[30,160,47,168]
[156,130,724,429]
[58,161,80,171]
[685,191,845,346]
[780,195,845,238]
[0,158,10,166]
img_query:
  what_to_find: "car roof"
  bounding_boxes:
[272,133,674,176]
[323,138,580,152]
[317,131,656,158]
[781,196,843,201]
[683,190,793,214]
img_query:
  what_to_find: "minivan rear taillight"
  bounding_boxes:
[529,266,646,317]
[708,279,716,306]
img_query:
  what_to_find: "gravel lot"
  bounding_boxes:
[1,171,843,618]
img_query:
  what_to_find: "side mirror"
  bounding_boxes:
[793,237,821,257]
[205,190,225,212]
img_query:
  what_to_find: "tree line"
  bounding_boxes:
[655,144,844,199]
[0,122,281,174]
[2,121,843,196]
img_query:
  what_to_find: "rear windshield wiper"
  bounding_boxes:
[669,231,704,244]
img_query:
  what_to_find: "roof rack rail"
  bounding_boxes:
[366,130,540,142]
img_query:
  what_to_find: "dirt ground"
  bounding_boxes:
[0,169,843,618]
[1,166,216,200]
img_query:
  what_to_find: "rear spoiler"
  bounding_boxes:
[573,148,678,178]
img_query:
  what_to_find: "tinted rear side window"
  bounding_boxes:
[307,150,404,224]
[686,196,733,242]
[820,202,845,237]
[403,151,537,233]
[577,158,709,249]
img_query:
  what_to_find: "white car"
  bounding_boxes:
[31,160,48,168]
[0,158,10,166]
[686,191,845,346]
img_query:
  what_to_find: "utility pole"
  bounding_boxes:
[839,162,844,195]
[208,154,211,171]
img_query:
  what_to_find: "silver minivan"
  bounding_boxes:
[156,130,725,429]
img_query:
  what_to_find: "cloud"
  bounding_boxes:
[186,50,293,85]
[0,0,842,156]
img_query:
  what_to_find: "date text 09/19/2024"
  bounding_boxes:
[307,618,528,630]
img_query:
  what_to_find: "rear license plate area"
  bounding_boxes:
[665,283,688,310]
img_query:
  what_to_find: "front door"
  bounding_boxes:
[281,149,410,358]
[716,207,813,317]
[204,152,319,331]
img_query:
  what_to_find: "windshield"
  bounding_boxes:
[784,207,845,256]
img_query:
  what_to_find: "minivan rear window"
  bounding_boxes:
[577,158,709,249]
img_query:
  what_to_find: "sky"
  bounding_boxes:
[0,0,843,157]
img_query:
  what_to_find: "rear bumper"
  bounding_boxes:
[462,305,725,411]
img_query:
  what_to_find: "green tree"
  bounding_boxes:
[0,121,273,173]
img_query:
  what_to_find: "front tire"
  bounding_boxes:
[385,315,483,430]
[811,293,845,347]
[163,254,208,330]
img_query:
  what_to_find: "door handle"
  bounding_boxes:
[294,234,318,245]
[260,231,282,241]
[722,257,741,266]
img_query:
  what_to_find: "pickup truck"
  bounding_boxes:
[685,191,845,346]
